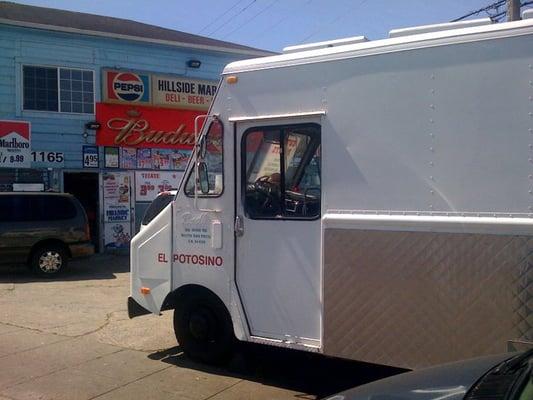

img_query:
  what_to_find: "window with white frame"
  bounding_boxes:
[23,66,94,114]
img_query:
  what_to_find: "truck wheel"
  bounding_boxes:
[173,292,234,365]
[31,245,67,277]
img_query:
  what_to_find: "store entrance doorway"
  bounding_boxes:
[64,172,100,251]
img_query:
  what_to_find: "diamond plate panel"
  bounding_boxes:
[323,229,532,369]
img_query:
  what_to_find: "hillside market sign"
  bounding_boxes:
[102,69,217,111]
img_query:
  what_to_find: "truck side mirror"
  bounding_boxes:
[198,136,207,160]
[198,161,209,194]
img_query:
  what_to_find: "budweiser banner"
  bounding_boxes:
[0,120,31,168]
[95,103,201,149]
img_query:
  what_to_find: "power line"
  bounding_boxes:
[221,0,280,39]
[299,0,368,44]
[198,0,245,34]
[451,0,533,22]
[452,0,506,22]
[206,0,259,37]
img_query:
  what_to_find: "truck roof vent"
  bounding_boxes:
[523,9,533,19]
[388,17,493,38]
[282,36,368,54]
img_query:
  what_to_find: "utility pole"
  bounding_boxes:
[507,0,521,21]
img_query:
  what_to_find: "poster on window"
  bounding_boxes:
[104,147,119,168]
[169,149,191,170]
[135,170,183,201]
[0,120,31,168]
[102,171,131,222]
[152,149,171,170]
[137,148,152,169]
[120,147,136,169]
[104,222,131,249]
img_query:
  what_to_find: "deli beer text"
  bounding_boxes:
[158,79,217,105]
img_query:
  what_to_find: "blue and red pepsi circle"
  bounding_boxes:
[112,72,146,102]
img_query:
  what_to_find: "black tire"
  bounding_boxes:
[173,291,234,365]
[31,245,68,277]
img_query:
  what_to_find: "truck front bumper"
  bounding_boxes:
[128,296,151,318]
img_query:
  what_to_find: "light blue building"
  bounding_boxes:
[0,1,270,250]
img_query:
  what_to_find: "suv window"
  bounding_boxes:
[142,193,174,225]
[0,195,77,222]
[243,124,321,219]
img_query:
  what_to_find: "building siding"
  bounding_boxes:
[0,23,248,170]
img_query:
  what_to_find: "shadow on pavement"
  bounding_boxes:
[149,342,406,399]
[0,253,130,283]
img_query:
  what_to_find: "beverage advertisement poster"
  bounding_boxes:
[137,148,152,169]
[152,149,171,170]
[0,120,31,168]
[169,149,191,170]
[135,170,183,201]
[120,147,136,169]
[104,223,131,249]
[104,147,119,168]
[103,171,131,222]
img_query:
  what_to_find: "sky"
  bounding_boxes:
[8,0,533,52]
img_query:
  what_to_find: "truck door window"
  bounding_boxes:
[243,124,320,219]
[185,119,224,197]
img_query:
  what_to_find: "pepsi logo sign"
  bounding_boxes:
[105,70,150,104]
[113,73,144,101]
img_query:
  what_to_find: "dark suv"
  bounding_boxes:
[0,192,94,276]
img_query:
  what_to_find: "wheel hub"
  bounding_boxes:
[38,251,62,273]
[189,309,214,341]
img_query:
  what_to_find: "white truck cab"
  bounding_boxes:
[129,15,533,368]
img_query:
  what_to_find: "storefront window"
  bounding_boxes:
[23,66,94,114]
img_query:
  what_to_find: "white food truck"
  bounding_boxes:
[129,14,533,369]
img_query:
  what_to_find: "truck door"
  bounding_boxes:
[236,119,322,347]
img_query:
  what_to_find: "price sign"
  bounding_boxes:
[31,151,64,167]
[83,145,99,168]
[0,120,31,168]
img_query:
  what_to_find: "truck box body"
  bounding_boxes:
[130,17,533,369]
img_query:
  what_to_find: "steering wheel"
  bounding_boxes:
[248,175,281,213]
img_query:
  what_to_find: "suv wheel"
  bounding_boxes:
[31,245,68,277]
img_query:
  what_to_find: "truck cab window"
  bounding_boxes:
[185,119,224,197]
[243,124,320,219]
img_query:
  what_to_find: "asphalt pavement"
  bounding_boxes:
[0,254,401,400]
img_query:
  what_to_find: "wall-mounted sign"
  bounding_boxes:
[31,151,64,167]
[95,103,200,149]
[152,74,217,111]
[134,170,183,202]
[0,120,31,168]
[102,69,151,105]
[82,145,99,168]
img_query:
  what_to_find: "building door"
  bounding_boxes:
[64,172,100,251]
[236,119,322,347]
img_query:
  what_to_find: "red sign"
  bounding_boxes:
[95,103,202,149]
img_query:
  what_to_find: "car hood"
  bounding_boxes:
[326,353,513,400]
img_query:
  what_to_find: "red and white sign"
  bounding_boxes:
[96,103,202,149]
[0,120,31,168]
[135,170,183,202]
